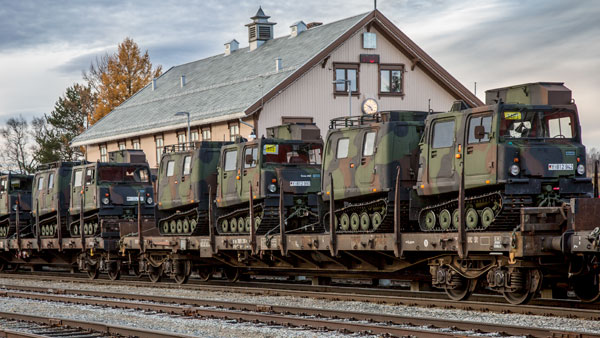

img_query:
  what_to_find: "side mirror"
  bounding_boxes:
[474,125,486,140]
[245,154,254,165]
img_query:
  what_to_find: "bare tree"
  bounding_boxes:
[0,115,35,173]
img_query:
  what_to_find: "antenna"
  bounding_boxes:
[474,82,477,96]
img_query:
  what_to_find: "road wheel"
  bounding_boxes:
[359,212,370,231]
[229,218,238,233]
[481,207,494,229]
[439,209,452,230]
[237,217,245,233]
[221,219,229,233]
[423,210,436,230]
[169,220,176,233]
[350,213,360,231]
[182,219,190,233]
[190,219,197,233]
[465,208,479,229]
[339,213,350,231]
[371,212,382,230]
[176,220,183,233]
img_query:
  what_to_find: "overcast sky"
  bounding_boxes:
[1,0,599,148]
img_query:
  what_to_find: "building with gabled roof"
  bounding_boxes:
[72,8,482,168]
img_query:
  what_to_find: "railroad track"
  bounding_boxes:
[0,311,197,338]
[0,284,597,338]
[1,272,599,320]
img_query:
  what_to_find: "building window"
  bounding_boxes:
[191,130,199,142]
[99,145,107,162]
[177,132,186,144]
[333,63,359,95]
[118,141,126,150]
[229,123,240,141]
[155,135,164,164]
[202,127,212,141]
[379,64,404,95]
[132,139,140,150]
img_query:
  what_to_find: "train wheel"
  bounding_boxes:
[182,219,190,233]
[502,269,541,305]
[148,265,162,283]
[444,274,475,301]
[198,267,214,282]
[162,221,169,234]
[169,220,177,233]
[173,260,192,285]
[439,209,451,230]
[190,219,197,233]
[571,273,600,303]
[223,267,240,282]
[244,217,251,232]
[481,208,494,229]
[423,210,436,230]
[371,212,382,230]
[339,213,350,231]
[176,220,183,233]
[131,265,144,278]
[87,266,99,280]
[237,217,245,233]
[221,219,229,233]
[359,212,370,231]
[229,218,238,233]
[350,213,360,231]
[0,262,4,272]
[107,265,121,281]
[5,263,19,272]
[465,208,479,229]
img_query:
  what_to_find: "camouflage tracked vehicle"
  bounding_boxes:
[32,162,82,238]
[216,123,323,235]
[156,141,229,235]
[321,111,428,233]
[68,150,154,237]
[0,174,33,238]
[415,82,592,231]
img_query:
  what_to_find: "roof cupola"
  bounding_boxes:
[246,6,276,51]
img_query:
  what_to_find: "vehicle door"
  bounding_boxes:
[322,131,356,199]
[179,154,193,204]
[34,173,47,215]
[159,156,180,208]
[240,144,258,200]
[426,118,456,194]
[70,169,84,214]
[0,177,7,215]
[219,146,240,206]
[356,129,377,186]
[464,113,496,188]
[83,166,96,211]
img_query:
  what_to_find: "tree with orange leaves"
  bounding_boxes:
[85,37,162,124]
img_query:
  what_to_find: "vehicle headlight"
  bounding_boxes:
[102,197,110,205]
[12,205,17,211]
[146,197,153,204]
[577,164,585,175]
[510,164,520,176]
[268,184,277,193]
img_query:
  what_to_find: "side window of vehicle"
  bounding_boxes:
[48,173,55,190]
[73,170,82,188]
[432,120,455,149]
[85,168,95,185]
[336,138,349,159]
[224,150,238,171]
[183,156,192,175]
[468,115,492,144]
[166,161,175,177]
[37,176,45,190]
[244,147,258,168]
[363,131,376,157]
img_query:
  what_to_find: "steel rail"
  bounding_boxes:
[1,286,599,338]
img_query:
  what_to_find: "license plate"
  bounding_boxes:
[290,181,310,187]
[548,163,573,171]
[126,196,141,201]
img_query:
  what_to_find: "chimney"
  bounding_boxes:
[180,75,186,88]
[290,21,307,37]
[151,78,156,91]
[246,6,276,51]
[275,58,282,72]
[306,22,323,29]
[224,39,239,56]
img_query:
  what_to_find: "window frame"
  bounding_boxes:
[224,149,238,172]
[201,127,212,141]
[37,176,45,191]
[333,63,360,96]
[190,129,199,142]
[336,138,350,159]
[118,141,126,150]
[431,119,456,149]
[99,144,107,162]
[177,131,186,144]
[243,146,258,169]
[73,170,83,188]
[229,122,240,141]
[48,173,55,190]
[155,135,164,165]
[166,160,175,177]
[362,131,377,157]
[183,156,192,175]
[378,63,405,96]
[467,114,493,144]
[131,138,140,150]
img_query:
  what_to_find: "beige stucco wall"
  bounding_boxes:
[255,25,459,137]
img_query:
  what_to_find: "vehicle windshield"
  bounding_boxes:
[262,143,322,165]
[500,109,577,139]
[98,166,150,183]
[0,177,30,192]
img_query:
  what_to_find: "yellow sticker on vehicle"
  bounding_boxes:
[264,144,278,154]
[504,112,522,120]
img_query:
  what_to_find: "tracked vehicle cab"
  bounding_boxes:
[416,82,592,232]
[216,123,323,235]
[0,174,33,238]
[321,111,429,233]
[68,150,154,237]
